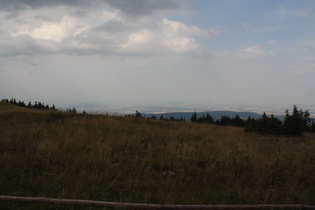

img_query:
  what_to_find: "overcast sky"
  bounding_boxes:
[0,0,314,114]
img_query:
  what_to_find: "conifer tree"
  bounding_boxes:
[135,110,142,118]
[205,113,214,124]
[27,101,32,108]
[191,111,197,122]
[283,105,310,136]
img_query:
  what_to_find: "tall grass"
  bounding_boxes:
[1,102,315,209]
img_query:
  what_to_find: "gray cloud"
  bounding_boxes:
[0,0,193,59]
[33,14,54,22]
[0,0,207,58]
[0,31,57,57]
[105,0,187,17]
[95,20,133,33]
[0,0,190,18]
[0,0,94,10]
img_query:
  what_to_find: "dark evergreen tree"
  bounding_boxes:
[10,98,17,104]
[282,105,311,136]
[217,116,232,126]
[257,112,269,134]
[205,113,214,124]
[245,112,282,135]
[191,111,197,122]
[135,110,142,118]
[27,101,32,108]
[197,114,205,123]
[301,110,312,131]
[269,114,283,135]
[18,100,26,107]
[233,115,246,127]
[310,119,315,132]
[170,116,176,121]
[245,117,258,132]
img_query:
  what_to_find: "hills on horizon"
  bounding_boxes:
[2,98,310,121]
[76,104,315,119]
[142,110,284,121]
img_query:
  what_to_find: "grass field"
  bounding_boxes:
[1,102,315,209]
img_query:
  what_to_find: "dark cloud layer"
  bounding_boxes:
[0,0,187,17]
[0,34,55,57]
[105,0,184,17]
[0,0,94,10]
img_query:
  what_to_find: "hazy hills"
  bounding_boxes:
[143,110,278,121]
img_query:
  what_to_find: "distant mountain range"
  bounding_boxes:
[143,111,285,121]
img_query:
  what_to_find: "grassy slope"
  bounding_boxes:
[1,102,315,208]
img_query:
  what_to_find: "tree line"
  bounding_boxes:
[1,98,56,110]
[128,110,187,122]
[245,105,315,136]
[189,105,315,136]
[1,98,78,113]
[135,105,315,136]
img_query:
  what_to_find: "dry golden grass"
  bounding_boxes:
[1,102,315,209]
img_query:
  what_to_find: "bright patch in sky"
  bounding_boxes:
[0,0,314,114]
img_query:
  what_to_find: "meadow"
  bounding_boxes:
[1,102,315,209]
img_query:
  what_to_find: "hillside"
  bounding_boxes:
[0,101,31,112]
[1,102,315,209]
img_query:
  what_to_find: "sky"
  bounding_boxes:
[0,0,314,115]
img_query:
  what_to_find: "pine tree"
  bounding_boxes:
[310,119,315,132]
[205,113,214,124]
[135,110,142,118]
[233,115,246,127]
[191,112,197,122]
[170,116,175,121]
[269,114,282,135]
[27,101,32,108]
[282,105,311,136]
